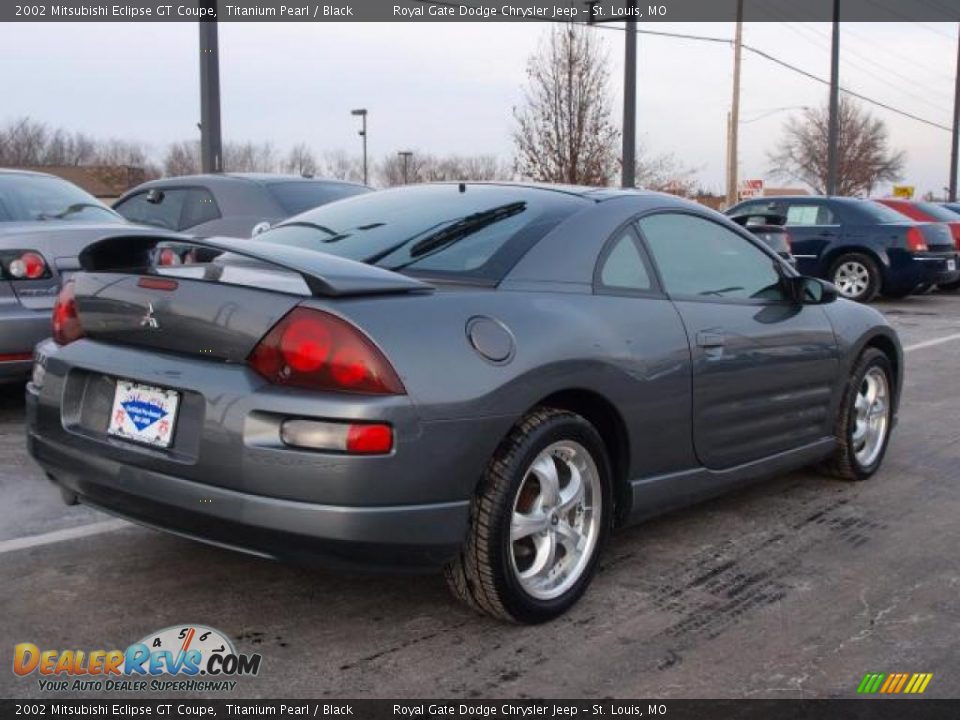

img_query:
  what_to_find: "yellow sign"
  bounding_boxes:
[892,185,915,199]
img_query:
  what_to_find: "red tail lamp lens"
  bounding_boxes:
[5,251,48,279]
[249,307,405,395]
[346,424,394,454]
[906,227,928,252]
[52,281,84,346]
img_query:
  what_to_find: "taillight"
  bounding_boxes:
[52,280,84,346]
[906,227,928,252]
[1,250,49,280]
[158,248,181,266]
[248,307,405,395]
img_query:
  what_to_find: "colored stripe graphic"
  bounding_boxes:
[858,672,933,694]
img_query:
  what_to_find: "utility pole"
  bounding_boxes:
[398,151,413,184]
[351,109,368,185]
[826,0,840,196]
[950,23,960,201]
[725,0,743,207]
[198,0,222,174]
[621,1,637,188]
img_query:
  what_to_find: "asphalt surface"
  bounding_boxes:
[2,293,960,700]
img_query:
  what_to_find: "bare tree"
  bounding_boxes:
[224,141,278,173]
[375,153,509,187]
[768,97,905,196]
[319,150,365,182]
[512,23,619,185]
[635,146,700,197]
[163,140,201,176]
[0,117,49,165]
[283,142,317,176]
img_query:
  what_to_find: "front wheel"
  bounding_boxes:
[821,348,894,481]
[829,253,881,303]
[445,408,612,623]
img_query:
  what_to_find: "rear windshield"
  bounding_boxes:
[266,181,371,215]
[858,201,913,223]
[0,174,121,223]
[259,184,589,282]
[913,201,960,221]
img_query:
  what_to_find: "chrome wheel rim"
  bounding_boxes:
[853,367,890,468]
[509,441,601,601]
[834,261,871,299]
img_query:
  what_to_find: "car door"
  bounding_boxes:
[780,200,841,276]
[636,211,840,470]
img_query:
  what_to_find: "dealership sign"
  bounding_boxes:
[738,179,764,200]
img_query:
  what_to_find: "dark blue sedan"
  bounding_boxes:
[727,196,959,302]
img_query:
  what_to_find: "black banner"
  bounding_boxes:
[3,0,960,23]
[2,700,960,719]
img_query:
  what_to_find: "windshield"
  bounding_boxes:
[259,184,588,281]
[0,174,121,223]
[266,181,370,215]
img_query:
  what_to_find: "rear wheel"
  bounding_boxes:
[821,348,894,481]
[829,253,880,303]
[445,408,611,623]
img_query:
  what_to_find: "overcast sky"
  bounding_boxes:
[3,20,958,195]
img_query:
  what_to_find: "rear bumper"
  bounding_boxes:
[886,251,960,292]
[27,417,468,571]
[0,302,49,383]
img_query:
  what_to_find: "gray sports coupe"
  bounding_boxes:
[26,183,901,623]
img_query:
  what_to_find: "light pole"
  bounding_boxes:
[198,1,222,174]
[725,0,744,207]
[826,0,841,196]
[398,151,413,185]
[351,109,368,185]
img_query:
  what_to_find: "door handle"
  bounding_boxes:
[696,331,725,348]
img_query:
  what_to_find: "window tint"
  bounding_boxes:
[598,227,651,291]
[180,188,220,229]
[639,213,785,301]
[261,184,587,282]
[266,182,370,215]
[785,204,835,225]
[115,189,187,231]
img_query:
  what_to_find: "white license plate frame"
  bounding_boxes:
[107,380,181,448]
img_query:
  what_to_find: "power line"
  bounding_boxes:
[590,23,954,132]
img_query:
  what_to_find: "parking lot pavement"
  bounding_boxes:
[2,292,959,700]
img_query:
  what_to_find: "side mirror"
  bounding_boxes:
[792,276,838,304]
[146,189,165,205]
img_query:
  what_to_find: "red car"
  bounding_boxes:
[875,198,960,290]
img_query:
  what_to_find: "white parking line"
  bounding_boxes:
[904,332,960,353]
[0,519,128,556]
[2,330,959,558]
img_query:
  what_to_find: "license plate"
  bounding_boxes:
[107,380,180,448]
[948,259,957,272]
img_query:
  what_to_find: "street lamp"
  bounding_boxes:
[351,109,368,185]
[398,150,413,185]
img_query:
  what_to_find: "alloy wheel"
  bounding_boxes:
[509,441,601,601]
[833,261,871,299]
[852,366,890,468]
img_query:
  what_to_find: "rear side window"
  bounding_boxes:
[266,182,370,216]
[180,188,221,229]
[115,189,187,231]
[785,204,835,225]
[597,226,652,292]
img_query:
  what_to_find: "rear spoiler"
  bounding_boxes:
[78,233,433,298]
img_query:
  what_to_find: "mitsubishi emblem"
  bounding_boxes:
[140,302,160,330]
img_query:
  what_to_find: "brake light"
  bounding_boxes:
[2,250,49,280]
[52,280,84,346]
[158,248,181,266]
[906,227,928,252]
[248,307,405,395]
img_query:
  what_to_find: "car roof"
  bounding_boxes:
[428,181,674,203]
[133,173,367,189]
[0,168,59,179]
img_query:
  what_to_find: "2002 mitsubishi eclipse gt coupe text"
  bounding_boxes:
[26,183,901,623]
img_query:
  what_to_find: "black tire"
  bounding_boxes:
[820,348,894,481]
[829,253,881,303]
[938,279,960,291]
[444,408,613,623]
